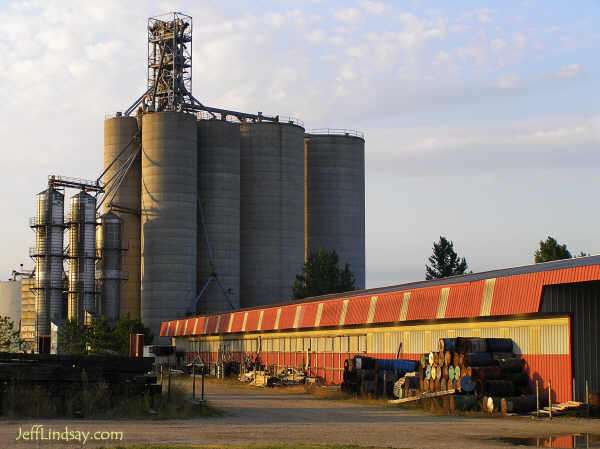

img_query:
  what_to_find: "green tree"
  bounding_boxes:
[292,249,356,300]
[113,314,153,356]
[58,319,88,354]
[534,236,572,263]
[88,317,118,355]
[577,251,589,258]
[425,236,468,280]
[58,315,153,356]
[0,316,27,352]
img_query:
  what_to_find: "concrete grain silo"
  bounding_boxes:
[141,111,197,340]
[196,119,240,313]
[103,116,141,317]
[304,132,366,289]
[240,121,305,307]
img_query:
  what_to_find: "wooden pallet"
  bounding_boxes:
[531,401,585,416]
[389,389,456,404]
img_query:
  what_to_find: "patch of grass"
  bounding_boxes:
[0,379,222,420]
[103,445,397,449]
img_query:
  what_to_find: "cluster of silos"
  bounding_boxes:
[304,132,366,289]
[66,192,97,324]
[98,112,365,341]
[30,188,65,338]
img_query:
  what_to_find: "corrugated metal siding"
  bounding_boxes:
[230,313,243,333]
[300,302,318,327]
[345,295,371,325]
[492,273,541,316]
[372,292,402,323]
[278,305,296,330]
[245,310,260,331]
[406,287,440,321]
[521,354,571,403]
[320,299,343,327]
[261,308,277,330]
[541,281,600,401]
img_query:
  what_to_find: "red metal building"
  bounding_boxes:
[162,256,600,402]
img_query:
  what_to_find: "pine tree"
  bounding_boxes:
[534,236,572,263]
[292,249,356,300]
[425,236,468,280]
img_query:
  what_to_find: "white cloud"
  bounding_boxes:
[490,38,507,52]
[556,63,581,79]
[497,75,520,89]
[357,0,385,15]
[333,7,362,25]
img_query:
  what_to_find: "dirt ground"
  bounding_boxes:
[1,380,600,449]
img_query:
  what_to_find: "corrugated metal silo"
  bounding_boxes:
[30,187,64,337]
[67,191,97,324]
[96,212,122,322]
[103,116,141,317]
[196,119,240,313]
[305,132,365,289]
[240,121,305,307]
[141,111,197,340]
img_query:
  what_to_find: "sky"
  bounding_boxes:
[0,0,599,287]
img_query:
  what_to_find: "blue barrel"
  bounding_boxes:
[460,376,475,392]
[440,338,456,351]
[406,376,420,389]
[486,338,514,353]
[376,359,419,373]
[465,352,498,366]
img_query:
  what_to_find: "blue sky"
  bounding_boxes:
[0,0,599,287]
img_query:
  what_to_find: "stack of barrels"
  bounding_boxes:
[417,337,534,412]
[342,355,419,397]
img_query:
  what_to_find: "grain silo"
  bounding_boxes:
[67,191,97,324]
[240,121,305,307]
[304,131,365,289]
[30,187,64,338]
[141,111,197,339]
[196,119,240,314]
[96,212,122,322]
[103,115,141,317]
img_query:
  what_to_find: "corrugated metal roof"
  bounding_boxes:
[163,259,600,337]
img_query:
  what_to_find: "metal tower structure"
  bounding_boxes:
[147,12,193,112]
[124,12,280,123]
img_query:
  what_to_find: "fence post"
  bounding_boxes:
[192,364,196,400]
[536,380,539,417]
[548,380,552,420]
